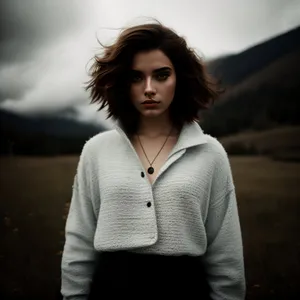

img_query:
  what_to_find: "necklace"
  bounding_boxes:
[137,127,173,175]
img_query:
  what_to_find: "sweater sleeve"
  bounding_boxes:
[203,185,246,300]
[201,144,246,300]
[61,147,98,300]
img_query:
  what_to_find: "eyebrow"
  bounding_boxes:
[131,67,172,74]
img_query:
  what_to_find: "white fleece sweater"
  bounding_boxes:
[61,120,246,300]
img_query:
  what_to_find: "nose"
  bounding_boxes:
[144,77,156,98]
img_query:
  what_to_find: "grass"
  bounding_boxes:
[220,126,300,160]
[0,156,77,300]
[0,155,299,299]
[230,156,300,299]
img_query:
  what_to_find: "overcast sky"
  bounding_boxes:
[0,0,299,127]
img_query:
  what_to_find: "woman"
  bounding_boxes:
[61,21,246,300]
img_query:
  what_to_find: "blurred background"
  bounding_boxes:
[0,0,299,299]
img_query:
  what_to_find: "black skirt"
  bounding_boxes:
[88,250,211,299]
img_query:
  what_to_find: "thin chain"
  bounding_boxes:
[137,126,173,167]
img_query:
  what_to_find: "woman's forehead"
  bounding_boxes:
[131,49,174,72]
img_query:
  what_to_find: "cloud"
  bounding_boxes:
[1,33,87,108]
[0,0,90,65]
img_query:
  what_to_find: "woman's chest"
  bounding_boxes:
[96,147,214,209]
[132,137,178,185]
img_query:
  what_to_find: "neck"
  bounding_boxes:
[137,114,175,138]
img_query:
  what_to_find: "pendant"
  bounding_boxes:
[147,167,154,174]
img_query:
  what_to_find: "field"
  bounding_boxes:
[0,155,299,299]
[219,126,300,161]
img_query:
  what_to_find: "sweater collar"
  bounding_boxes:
[114,120,207,153]
[171,120,207,153]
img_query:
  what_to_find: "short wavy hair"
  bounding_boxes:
[84,21,222,134]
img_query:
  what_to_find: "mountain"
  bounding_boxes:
[0,109,107,156]
[0,109,106,138]
[207,26,300,86]
[200,26,300,138]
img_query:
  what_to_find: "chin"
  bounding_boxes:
[140,109,165,118]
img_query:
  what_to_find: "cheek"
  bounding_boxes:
[130,86,139,101]
[164,79,176,97]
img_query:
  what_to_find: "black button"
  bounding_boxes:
[147,202,151,207]
[141,172,145,178]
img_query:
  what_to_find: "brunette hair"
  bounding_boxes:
[84,20,222,134]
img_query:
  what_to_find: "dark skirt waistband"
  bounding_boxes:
[88,250,211,299]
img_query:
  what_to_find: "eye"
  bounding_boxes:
[131,75,142,83]
[155,72,170,81]
[129,71,143,83]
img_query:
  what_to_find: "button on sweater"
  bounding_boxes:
[61,121,246,300]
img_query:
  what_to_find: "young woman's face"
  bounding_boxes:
[129,49,176,119]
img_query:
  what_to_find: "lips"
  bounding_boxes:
[142,100,159,104]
